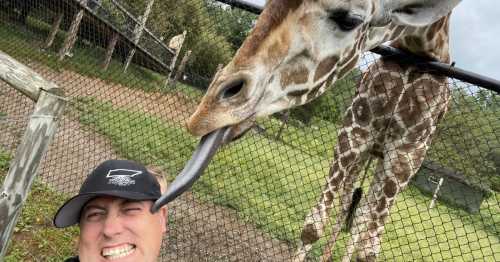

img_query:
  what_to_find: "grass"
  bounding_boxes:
[75,97,499,261]
[0,149,79,261]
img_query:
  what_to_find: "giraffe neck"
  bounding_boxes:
[390,14,451,63]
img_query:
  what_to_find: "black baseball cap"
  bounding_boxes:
[53,159,161,228]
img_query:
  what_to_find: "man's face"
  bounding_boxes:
[78,196,167,262]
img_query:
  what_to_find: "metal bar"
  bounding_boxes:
[0,90,67,258]
[429,177,445,209]
[215,0,264,14]
[0,51,62,101]
[371,46,500,94]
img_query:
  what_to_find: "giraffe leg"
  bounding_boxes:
[343,143,428,261]
[293,154,347,262]
[294,147,368,262]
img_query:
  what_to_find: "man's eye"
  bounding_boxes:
[85,212,104,221]
[329,10,364,31]
[124,207,142,214]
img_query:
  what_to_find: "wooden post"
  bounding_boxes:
[101,31,119,70]
[0,51,66,259]
[171,50,192,86]
[58,9,85,61]
[44,11,64,49]
[166,30,187,82]
[123,0,155,72]
[429,177,445,209]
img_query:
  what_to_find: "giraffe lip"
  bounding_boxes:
[151,126,231,211]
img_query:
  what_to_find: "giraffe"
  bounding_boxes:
[295,14,452,261]
[160,0,462,258]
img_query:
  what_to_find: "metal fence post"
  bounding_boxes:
[0,51,67,259]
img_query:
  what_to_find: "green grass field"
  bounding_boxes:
[76,97,499,261]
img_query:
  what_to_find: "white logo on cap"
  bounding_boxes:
[106,169,142,186]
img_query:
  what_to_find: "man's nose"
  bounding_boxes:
[102,213,124,237]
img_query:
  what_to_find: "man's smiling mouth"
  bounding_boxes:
[102,244,135,260]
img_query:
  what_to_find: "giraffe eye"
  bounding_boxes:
[329,10,364,31]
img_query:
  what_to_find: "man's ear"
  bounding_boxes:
[382,0,461,27]
[159,206,168,233]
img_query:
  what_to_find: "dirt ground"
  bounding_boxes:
[0,64,294,261]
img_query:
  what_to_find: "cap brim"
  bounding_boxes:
[53,191,159,228]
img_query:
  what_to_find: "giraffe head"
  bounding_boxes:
[187,0,460,139]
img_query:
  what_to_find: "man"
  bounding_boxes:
[53,159,168,262]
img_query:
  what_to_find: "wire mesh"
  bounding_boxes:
[0,0,498,261]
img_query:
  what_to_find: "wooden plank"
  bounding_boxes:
[101,31,120,70]
[44,11,64,49]
[0,51,62,101]
[123,0,155,72]
[58,8,85,61]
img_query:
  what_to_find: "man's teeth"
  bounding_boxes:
[102,244,135,259]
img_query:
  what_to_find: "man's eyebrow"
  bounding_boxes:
[82,204,106,213]
[121,199,146,206]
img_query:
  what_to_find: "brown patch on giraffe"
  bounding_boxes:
[343,109,353,127]
[331,160,340,174]
[287,89,309,98]
[306,80,325,101]
[372,118,390,133]
[387,120,405,141]
[383,178,397,198]
[376,197,387,213]
[407,119,431,143]
[234,0,302,65]
[368,222,378,232]
[280,64,309,89]
[398,86,424,127]
[370,97,385,117]
[352,97,372,127]
[338,55,359,78]
[394,153,411,182]
[300,223,320,245]
[314,55,339,82]
[330,170,345,189]
[323,190,334,206]
[341,152,356,169]
[352,127,369,147]
[338,131,350,154]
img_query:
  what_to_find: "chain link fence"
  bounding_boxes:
[0,0,498,261]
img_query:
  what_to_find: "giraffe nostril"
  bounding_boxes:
[219,79,245,100]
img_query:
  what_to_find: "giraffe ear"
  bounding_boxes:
[384,0,461,27]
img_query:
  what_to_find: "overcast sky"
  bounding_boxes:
[241,0,500,80]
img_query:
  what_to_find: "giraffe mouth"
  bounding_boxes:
[151,126,232,211]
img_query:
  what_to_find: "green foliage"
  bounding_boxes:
[0,148,10,172]
[205,3,256,48]
[139,0,238,83]
[428,88,500,193]
[1,175,79,261]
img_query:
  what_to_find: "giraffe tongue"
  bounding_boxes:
[151,126,232,212]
